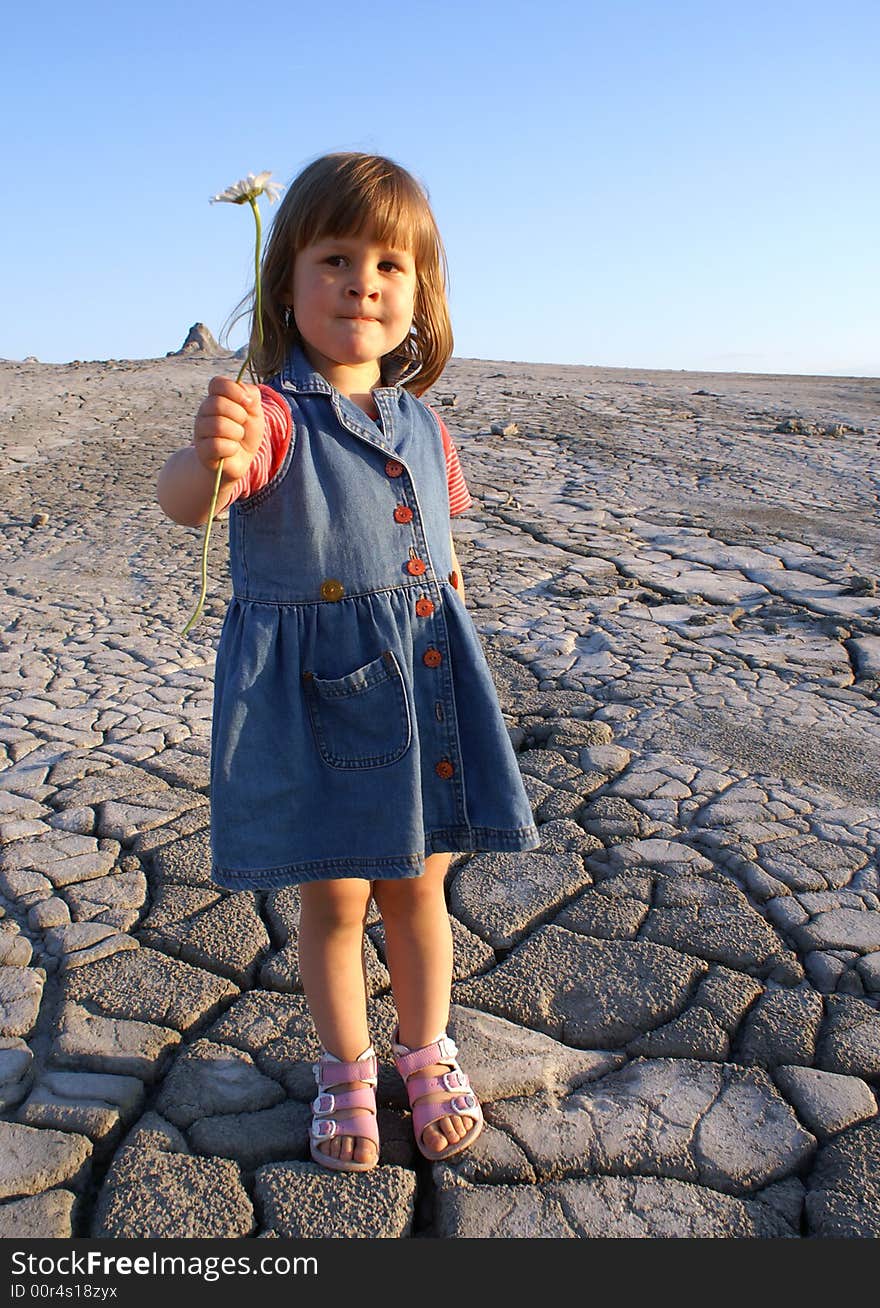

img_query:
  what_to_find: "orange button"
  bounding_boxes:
[415,598,435,617]
[393,505,414,524]
[435,759,455,779]
[423,648,443,668]
[385,459,404,478]
[319,579,344,602]
[406,557,427,576]
[448,570,459,589]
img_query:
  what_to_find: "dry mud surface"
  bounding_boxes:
[1,352,879,1239]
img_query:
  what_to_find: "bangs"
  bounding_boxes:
[296,161,435,266]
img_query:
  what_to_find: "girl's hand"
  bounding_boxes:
[193,376,265,484]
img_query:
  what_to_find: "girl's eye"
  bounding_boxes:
[325,255,347,267]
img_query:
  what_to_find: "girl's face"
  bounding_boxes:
[289,231,417,378]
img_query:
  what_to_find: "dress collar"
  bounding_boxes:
[279,343,419,394]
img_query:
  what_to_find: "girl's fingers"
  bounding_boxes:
[208,375,260,410]
[194,414,249,446]
[198,394,250,426]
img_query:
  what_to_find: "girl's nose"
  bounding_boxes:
[346,266,379,298]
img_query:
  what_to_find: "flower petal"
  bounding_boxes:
[210,171,284,205]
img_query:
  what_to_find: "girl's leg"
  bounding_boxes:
[372,852,473,1155]
[298,877,376,1166]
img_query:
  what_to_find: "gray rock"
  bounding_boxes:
[28,897,72,930]
[51,1001,180,1080]
[517,748,586,793]
[188,1099,312,1170]
[0,929,33,967]
[44,922,138,971]
[774,1065,877,1138]
[816,995,880,1080]
[751,1176,806,1228]
[0,1038,34,1111]
[62,872,147,926]
[254,1161,416,1238]
[448,915,497,979]
[533,817,602,853]
[0,1190,77,1238]
[628,965,763,1060]
[51,763,171,812]
[490,1058,815,1194]
[806,1118,880,1237]
[433,1122,538,1185]
[147,827,216,887]
[579,794,663,842]
[804,950,847,992]
[96,792,206,842]
[156,1039,286,1128]
[60,945,238,1033]
[450,851,590,947]
[92,1145,254,1237]
[455,924,706,1048]
[120,1111,190,1154]
[0,1120,92,1200]
[555,879,650,940]
[168,322,221,356]
[641,873,799,978]
[795,908,880,953]
[202,990,318,1096]
[855,951,880,992]
[138,889,269,987]
[735,986,824,1067]
[16,1080,142,1158]
[434,1172,796,1237]
[450,1003,623,1100]
[0,966,45,1037]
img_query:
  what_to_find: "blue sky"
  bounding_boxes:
[2,0,877,376]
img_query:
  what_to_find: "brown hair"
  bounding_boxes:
[234,153,453,395]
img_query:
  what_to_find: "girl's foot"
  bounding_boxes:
[310,1048,380,1172]
[392,1030,484,1160]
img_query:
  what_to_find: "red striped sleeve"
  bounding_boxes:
[430,410,473,516]
[225,385,292,504]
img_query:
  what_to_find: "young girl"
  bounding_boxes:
[157,153,540,1173]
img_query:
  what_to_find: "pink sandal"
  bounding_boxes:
[309,1047,380,1173]
[392,1029,484,1161]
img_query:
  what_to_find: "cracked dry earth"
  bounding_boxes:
[1,352,880,1239]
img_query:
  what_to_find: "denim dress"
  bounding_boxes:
[209,345,541,889]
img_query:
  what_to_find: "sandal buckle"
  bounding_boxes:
[437,1036,458,1059]
[451,1093,476,1113]
[311,1118,337,1139]
[442,1071,464,1091]
[312,1092,335,1114]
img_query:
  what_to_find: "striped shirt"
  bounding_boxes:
[226,385,473,515]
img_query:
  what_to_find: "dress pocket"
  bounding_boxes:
[302,649,412,770]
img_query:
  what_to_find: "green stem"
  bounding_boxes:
[180,195,264,638]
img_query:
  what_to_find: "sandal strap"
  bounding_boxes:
[310,1112,381,1147]
[392,1034,458,1079]
[412,1092,482,1139]
[312,1086,376,1116]
[313,1053,378,1090]
[402,1069,470,1102]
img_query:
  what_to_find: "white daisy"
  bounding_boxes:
[210,171,284,205]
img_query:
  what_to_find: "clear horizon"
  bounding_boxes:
[3,0,877,379]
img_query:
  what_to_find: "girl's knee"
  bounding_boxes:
[300,878,373,930]
[373,862,449,920]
